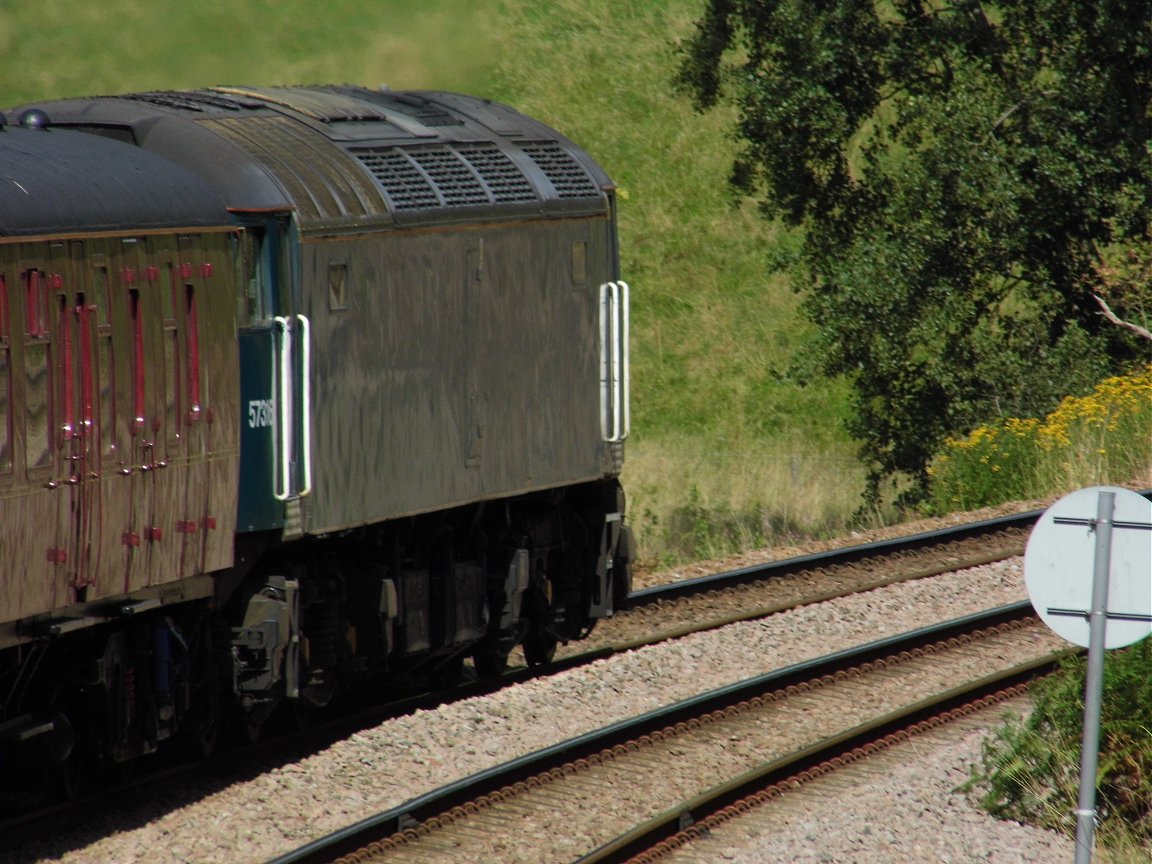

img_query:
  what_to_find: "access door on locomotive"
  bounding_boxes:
[235,213,312,535]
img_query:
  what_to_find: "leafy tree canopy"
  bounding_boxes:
[678,0,1152,505]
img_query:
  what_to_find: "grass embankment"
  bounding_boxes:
[490,0,869,565]
[0,1,502,103]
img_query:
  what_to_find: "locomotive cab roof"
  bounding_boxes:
[7,86,615,235]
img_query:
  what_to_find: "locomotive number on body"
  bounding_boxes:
[248,399,275,429]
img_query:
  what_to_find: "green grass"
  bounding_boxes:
[0,1,502,102]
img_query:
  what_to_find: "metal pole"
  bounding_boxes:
[1073,491,1115,864]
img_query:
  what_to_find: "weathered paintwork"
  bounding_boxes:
[15,86,624,538]
[0,88,631,781]
[0,127,240,643]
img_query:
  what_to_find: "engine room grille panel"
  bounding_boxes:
[520,141,601,199]
[409,148,490,207]
[355,149,441,210]
[456,144,537,203]
[354,143,545,210]
[123,90,254,113]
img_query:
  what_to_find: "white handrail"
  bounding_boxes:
[599,283,611,441]
[273,315,292,502]
[618,280,630,440]
[599,281,630,443]
[296,313,312,497]
[611,282,622,440]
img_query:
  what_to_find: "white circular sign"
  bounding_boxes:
[1024,486,1151,649]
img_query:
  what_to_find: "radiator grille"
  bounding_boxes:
[521,141,601,198]
[353,140,598,211]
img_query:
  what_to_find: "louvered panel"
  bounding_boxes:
[520,141,601,199]
[355,149,441,210]
[407,148,489,207]
[456,144,537,204]
[353,142,552,211]
[123,90,254,112]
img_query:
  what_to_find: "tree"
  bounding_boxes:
[678,0,1152,505]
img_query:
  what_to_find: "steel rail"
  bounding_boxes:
[266,601,1054,864]
[627,490,1151,607]
[575,661,1056,864]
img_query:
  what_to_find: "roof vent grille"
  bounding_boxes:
[121,90,254,113]
[520,141,600,198]
[408,148,490,207]
[353,142,540,210]
[354,149,440,210]
[456,144,537,203]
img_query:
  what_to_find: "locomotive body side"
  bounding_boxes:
[301,214,618,532]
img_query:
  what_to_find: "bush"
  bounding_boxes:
[967,640,1152,850]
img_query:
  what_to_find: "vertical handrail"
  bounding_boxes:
[599,282,630,443]
[273,315,292,502]
[599,283,612,441]
[610,282,622,440]
[296,313,312,497]
[618,280,630,441]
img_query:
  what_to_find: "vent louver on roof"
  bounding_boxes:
[410,147,491,207]
[520,141,601,198]
[354,149,442,210]
[330,87,463,127]
[352,141,598,211]
[122,90,255,112]
[456,144,537,203]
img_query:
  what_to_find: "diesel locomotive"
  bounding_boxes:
[0,85,632,797]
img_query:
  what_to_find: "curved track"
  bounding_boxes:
[269,603,1068,864]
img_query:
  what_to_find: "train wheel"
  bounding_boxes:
[39,710,81,801]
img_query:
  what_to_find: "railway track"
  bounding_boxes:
[570,510,1035,659]
[6,496,1143,862]
[269,603,1069,864]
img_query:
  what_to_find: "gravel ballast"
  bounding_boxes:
[661,708,1073,864]
[11,554,1088,864]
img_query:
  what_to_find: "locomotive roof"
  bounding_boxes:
[7,86,615,234]
[0,124,229,238]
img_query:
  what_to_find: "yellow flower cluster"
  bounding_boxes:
[1036,365,1152,447]
[945,365,1152,455]
[930,365,1152,509]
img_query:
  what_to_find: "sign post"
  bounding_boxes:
[1023,487,1152,864]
